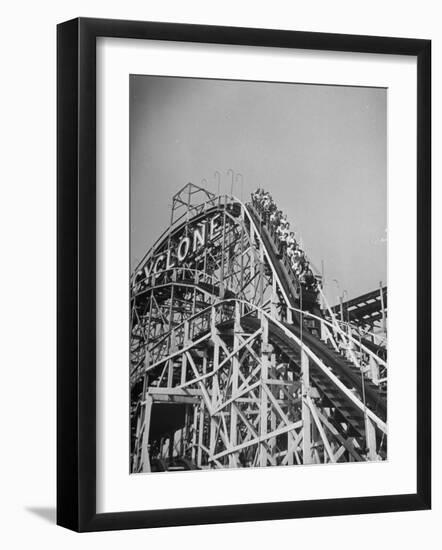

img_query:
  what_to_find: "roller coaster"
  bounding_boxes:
[130,182,387,473]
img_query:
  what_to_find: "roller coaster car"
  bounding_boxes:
[150,457,201,472]
[226,201,241,217]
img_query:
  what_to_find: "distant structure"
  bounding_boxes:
[130,182,387,472]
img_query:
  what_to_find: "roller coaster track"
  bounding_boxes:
[130,185,387,472]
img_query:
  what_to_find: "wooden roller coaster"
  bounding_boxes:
[130,183,387,473]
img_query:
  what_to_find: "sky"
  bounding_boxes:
[130,75,387,305]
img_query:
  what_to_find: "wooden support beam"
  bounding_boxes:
[305,395,336,463]
[301,348,312,464]
[140,394,153,472]
[181,321,189,385]
[314,408,363,462]
[229,303,241,466]
[259,316,269,467]
[365,416,378,461]
[148,387,202,396]
[212,420,303,462]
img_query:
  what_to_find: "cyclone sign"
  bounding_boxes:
[140,213,222,281]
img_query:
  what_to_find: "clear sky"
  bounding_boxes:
[130,75,386,305]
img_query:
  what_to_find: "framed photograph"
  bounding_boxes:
[57,17,431,532]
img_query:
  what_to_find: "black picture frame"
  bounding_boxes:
[57,17,431,532]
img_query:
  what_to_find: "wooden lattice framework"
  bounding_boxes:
[130,184,387,473]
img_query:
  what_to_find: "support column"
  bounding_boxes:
[167,330,176,388]
[268,352,277,455]
[259,317,270,467]
[140,393,153,472]
[259,241,265,308]
[369,355,380,384]
[271,277,278,319]
[197,353,207,467]
[379,281,386,334]
[197,403,204,467]
[181,321,189,385]
[301,349,313,464]
[365,416,377,461]
[286,307,293,325]
[210,313,219,459]
[229,303,241,467]
[191,404,198,462]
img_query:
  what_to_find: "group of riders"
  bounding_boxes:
[251,188,318,292]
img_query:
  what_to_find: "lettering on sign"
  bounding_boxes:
[140,214,222,280]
